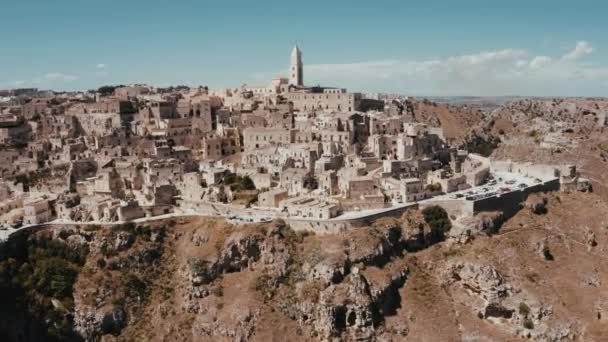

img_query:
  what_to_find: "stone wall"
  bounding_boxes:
[419,199,474,217]
[287,203,417,234]
[472,179,560,217]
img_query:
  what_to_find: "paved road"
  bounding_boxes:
[0,212,199,242]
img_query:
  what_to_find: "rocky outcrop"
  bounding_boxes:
[445,263,512,303]
[441,262,574,339]
[453,211,505,241]
[70,223,166,341]
[525,195,548,215]
[74,305,126,339]
[294,266,409,340]
[187,221,294,301]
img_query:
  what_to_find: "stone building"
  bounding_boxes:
[242,127,296,150]
[241,143,320,172]
[400,178,426,203]
[201,134,240,161]
[279,197,339,220]
[0,114,31,145]
[258,189,289,208]
[280,168,310,196]
[23,198,53,225]
[284,88,362,112]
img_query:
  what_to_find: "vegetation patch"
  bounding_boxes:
[461,134,501,157]
[0,234,88,340]
[222,174,256,192]
[422,206,452,243]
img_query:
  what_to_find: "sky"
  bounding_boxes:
[1,0,607,96]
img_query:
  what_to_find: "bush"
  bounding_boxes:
[112,222,136,234]
[461,134,501,157]
[96,258,107,269]
[300,280,325,302]
[97,85,125,96]
[519,302,530,316]
[523,318,534,329]
[241,176,255,190]
[251,273,275,301]
[122,273,148,301]
[57,230,72,240]
[0,235,88,341]
[83,225,101,232]
[28,235,88,266]
[425,183,442,192]
[224,174,256,191]
[29,257,78,298]
[422,206,452,243]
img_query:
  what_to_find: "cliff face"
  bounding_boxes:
[2,192,608,341]
[483,98,608,199]
[403,98,485,144]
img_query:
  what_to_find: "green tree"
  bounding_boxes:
[241,175,256,190]
[97,85,125,96]
[422,206,452,243]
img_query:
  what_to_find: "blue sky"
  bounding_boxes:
[1,0,607,96]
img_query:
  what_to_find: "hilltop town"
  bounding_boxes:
[2,47,608,342]
[0,47,594,238]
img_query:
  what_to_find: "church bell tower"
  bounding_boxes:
[290,45,303,86]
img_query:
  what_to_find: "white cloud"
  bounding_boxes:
[28,72,80,86]
[562,41,594,60]
[44,73,79,82]
[515,60,528,68]
[255,41,606,96]
[528,56,552,69]
[96,63,107,69]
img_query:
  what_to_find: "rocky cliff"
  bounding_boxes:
[2,192,608,341]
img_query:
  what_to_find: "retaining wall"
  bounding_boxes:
[287,203,417,234]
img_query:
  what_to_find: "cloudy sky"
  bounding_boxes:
[1,0,607,96]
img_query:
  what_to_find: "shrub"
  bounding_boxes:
[300,281,325,302]
[519,302,530,316]
[29,257,78,298]
[241,176,256,190]
[96,258,107,269]
[83,225,101,232]
[97,85,125,96]
[122,273,148,301]
[57,230,72,240]
[135,225,152,240]
[211,284,223,297]
[425,183,442,192]
[523,318,534,329]
[112,222,136,233]
[0,235,88,341]
[461,134,501,157]
[251,273,275,301]
[422,206,452,243]
[224,174,256,191]
[111,297,125,306]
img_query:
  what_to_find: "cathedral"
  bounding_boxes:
[241,46,363,112]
